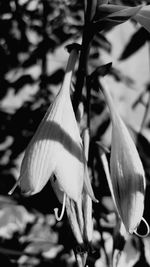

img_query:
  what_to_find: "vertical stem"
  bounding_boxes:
[41,0,48,93]
[73,32,91,114]
[84,0,97,23]
[73,0,97,114]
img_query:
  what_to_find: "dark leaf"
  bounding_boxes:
[134,5,150,33]
[93,32,112,53]
[94,4,127,20]
[93,4,142,31]
[89,62,112,82]
[120,27,150,60]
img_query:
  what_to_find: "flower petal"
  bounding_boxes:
[53,87,85,202]
[100,77,146,233]
[110,116,145,233]
[12,48,80,196]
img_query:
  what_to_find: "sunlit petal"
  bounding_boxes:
[10,48,80,197]
[100,77,146,234]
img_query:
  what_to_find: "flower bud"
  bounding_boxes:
[82,128,93,243]
[66,196,84,245]
[100,77,149,235]
[83,191,93,242]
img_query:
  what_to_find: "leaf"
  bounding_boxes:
[94,4,128,20]
[107,5,142,19]
[93,4,142,31]
[93,32,112,52]
[120,27,149,60]
[89,62,112,82]
[134,5,150,33]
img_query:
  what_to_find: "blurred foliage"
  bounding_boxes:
[0,0,150,266]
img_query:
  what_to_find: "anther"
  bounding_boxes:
[8,178,21,195]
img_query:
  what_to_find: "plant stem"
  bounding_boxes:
[41,0,48,93]
[73,0,97,114]
[73,31,91,114]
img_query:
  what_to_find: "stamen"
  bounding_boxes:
[54,193,66,221]
[8,178,21,195]
[134,217,150,238]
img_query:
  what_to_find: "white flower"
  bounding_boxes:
[9,47,97,207]
[100,77,148,235]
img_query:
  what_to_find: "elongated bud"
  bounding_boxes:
[84,164,98,203]
[82,128,93,243]
[100,77,149,236]
[82,128,90,162]
[66,197,84,245]
[76,197,84,237]
[83,191,93,243]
